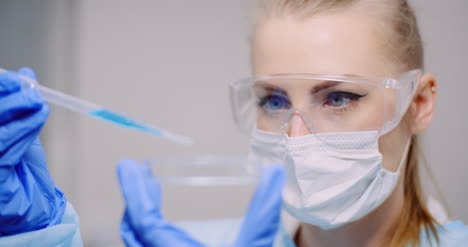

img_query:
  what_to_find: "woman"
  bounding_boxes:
[117,0,468,246]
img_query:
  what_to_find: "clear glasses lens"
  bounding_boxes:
[231,76,402,137]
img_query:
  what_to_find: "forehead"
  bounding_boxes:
[252,12,391,77]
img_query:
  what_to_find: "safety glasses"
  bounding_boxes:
[230,70,421,137]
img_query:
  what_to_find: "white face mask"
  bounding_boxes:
[247,129,409,230]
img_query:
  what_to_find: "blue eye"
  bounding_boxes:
[259,95,290,111]
[325,92,364,107]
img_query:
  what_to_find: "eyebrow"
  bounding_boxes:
[253,83,289,96]
[310,81,341,94]
[255,73,365,95]
[309,73,367,94]
[342,73,362,77]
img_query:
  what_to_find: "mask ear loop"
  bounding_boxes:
[391,71,422,173]
[394,137,412,174]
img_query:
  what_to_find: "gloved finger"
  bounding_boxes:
[121,210,144,247]
[234,164,286,247]
[0,88,44,125]
[22,138,48,166]
[117,160,205,247]
[0,105,49,166]
[20,137,67,228]
[17,67,37,81]
[0,72,21,96]
[117,160,163,227]
[142,163,163,216]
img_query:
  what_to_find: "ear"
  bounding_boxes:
[408,73,437,134]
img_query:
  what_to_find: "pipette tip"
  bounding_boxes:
[161,132,194,146]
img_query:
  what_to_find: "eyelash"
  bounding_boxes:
[257,91,366,112]
[258,95,291,110]
[322,91,367,111]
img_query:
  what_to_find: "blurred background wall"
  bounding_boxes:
[0,0,466,246]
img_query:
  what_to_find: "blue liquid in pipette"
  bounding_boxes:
[89,109,163,136]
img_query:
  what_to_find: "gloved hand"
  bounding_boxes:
[117,160,286,247]
[0,68,66,236]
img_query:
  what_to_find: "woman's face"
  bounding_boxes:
[252,11,413,171]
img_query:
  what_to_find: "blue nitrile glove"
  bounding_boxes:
[117,160,286,247]
[0,68,66,236]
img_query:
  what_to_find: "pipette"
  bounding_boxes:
[0,68,193,145]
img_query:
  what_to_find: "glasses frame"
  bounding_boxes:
[230,69,422,136]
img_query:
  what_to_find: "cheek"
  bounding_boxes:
[333,90,388,132]
[378,116,412,172]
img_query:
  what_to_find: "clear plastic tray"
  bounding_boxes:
[144,155,259,186]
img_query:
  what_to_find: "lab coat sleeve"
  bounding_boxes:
[438,221,468,247]
[0,202,83,247]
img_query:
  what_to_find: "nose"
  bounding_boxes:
[286,113,312,137]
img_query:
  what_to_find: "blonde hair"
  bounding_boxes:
[254,0,439,246]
